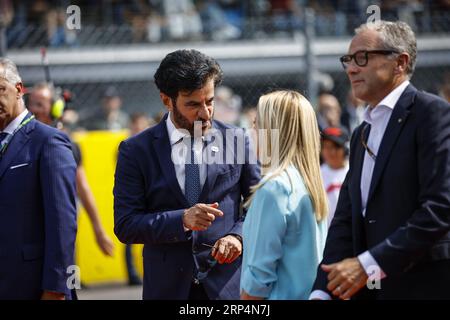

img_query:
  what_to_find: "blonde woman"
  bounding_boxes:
[240,90,328,300]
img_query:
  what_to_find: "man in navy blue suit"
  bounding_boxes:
[113,49,260,300]
[311,21,450,300]
[0,58,77,300]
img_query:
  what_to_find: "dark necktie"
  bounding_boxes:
[0,132,9,145]
[185,138,201,206]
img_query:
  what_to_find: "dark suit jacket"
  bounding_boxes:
[113,114,260,300]
[313,85,450,299]
[0,113,77,299]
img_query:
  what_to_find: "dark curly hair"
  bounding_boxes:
[154,49,223,101]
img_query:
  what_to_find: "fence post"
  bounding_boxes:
[305,7,318,109]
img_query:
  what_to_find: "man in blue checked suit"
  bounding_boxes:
[0,59,77,300]
[113,49,260,300]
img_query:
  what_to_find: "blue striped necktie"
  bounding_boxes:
[185,138,201,206]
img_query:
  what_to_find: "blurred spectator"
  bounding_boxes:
[219,0,246,34]
[316,71,335,95]
[341,89,366,134]
[317,93,342,129]
[82,86,129,131]
[60,108,83,133]
[239,106,257,129]
[213,85,242,125]
[268,0,303,35]
[197,0,241,41]
[0,0,13,55]
[0,0,14,29]
[146,1,165,43]
[320,126,349,227]
[129,112,155,134]
[162,0,202,41]
[129,13,148,43]
[309,0,346,36]
[46,7,78,47]
[28,0,49,26]
[124,0,165,43]
[27,82,115,257]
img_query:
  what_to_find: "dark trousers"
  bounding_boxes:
[188,282,209,300]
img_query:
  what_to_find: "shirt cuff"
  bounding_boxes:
[240,268,272,298]
[309,290,332,300]
[357,251,387,281]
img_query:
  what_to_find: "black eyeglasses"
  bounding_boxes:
[360,124,376,160]
[340,50,399,69]
[192,243,218,284]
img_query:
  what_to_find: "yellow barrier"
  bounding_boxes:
[73,130,143,285]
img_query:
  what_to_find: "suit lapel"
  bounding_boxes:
[152,115,189,207]
[0,116,35,181]
[367,85,416,202]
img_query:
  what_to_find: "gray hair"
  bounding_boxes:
[0,58,22,84]
[355,21,417,78]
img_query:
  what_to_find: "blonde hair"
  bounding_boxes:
[246,90,328,222]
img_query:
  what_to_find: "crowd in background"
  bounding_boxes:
[2,0,450,48]
[1,13,450,298]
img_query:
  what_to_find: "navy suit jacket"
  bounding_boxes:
[113,114,260,300]
[0,113,77,299]
[313,85,450,299]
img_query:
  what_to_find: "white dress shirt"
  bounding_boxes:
[310,80,410,300]
[1,109,29,134]
[0,109,29,148]
[166,113,207,195]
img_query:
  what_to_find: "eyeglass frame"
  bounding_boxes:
[340,50,400,69]
[192,243,218,284]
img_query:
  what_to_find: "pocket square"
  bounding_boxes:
[10,163,29,170]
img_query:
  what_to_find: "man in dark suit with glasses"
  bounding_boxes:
[311,20,450,300]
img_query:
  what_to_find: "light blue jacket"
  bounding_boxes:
[241,165,327,299]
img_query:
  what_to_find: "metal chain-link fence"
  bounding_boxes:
[3,3,449,135]
[24,64,448,132]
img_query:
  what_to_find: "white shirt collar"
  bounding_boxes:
[166,112,190,146]
[375,80,410,110]
[363,80,410,123]
[2,109,29,135]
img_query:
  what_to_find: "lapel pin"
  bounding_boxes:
[211,146,219,153]
[398,118,402,123]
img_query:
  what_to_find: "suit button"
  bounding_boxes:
[368,220,377,224]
